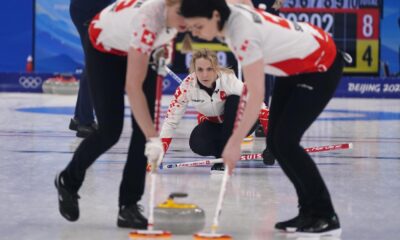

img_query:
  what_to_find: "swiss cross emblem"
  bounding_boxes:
[240,40,249,52]
[220,91,227,100]
[174,87,183,99]
[140,29,156,46]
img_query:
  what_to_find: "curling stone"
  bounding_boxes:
[154,192,205,235]
[242,134,254,143]
[52,77,79,95]
[42,78,55,94]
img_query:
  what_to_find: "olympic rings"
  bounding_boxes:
[19,76,42,89]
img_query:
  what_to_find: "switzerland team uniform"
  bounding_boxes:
[225,4,337,76]
[160,72,242,138]
[63,0,180,210]
[89,0,177,56]
[159,72,269,152]
[223,5,344,220]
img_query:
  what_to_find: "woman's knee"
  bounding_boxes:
[96,124,123,148]
[189,128,213,156]
[274,131,299,159]
[189,129,203,154]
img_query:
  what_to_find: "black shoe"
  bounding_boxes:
[275,214,311,232]
[117,204,148,229]
[262,148,275,165]
[69,118,98,138]
[55,172,80,221]
[69,118,79,131]
[76,124,96,138]
[210,163,225,173]
[69,118,99,138]
[297,214,341,238]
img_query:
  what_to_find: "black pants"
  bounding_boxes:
[69,3,112,125]
[62,31,157,208]
[266,52,344,217]
[189,95,256,158]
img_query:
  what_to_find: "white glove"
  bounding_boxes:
[145,137,164,171]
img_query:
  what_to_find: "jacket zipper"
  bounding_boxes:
[210,93,222,123]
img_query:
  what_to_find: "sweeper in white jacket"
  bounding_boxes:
[159,49,269,172]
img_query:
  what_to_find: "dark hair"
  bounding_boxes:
[180,0,231,31]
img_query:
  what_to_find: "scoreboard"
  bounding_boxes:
[280,0,382,75]
[171,0,382,76]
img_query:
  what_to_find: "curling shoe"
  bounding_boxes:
[55,172,80,221]
[275,214,311,232]
[68,118,79,131]
[210,163,225,174]
[69,118,98,138]
[117,204,148,229]
[296,214,341,238]
[262,148,275,166]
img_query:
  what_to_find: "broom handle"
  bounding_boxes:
[165,66,183,84]
[160,143,352,169]
[147,172,156,231]
[160,153,261,169]
[211,166,230,234]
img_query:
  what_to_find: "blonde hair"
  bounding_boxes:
[189,49,234,75]
[164,0,192,53]
[181,33,193,53]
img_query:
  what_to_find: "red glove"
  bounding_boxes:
[258,107,269,134]
[161,138,172,153]
[197,113,208,124]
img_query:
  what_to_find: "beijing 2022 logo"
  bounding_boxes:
[19,76,43,89]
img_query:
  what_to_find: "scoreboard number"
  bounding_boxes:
[284,13,334,33]
[346,40,379,73]
[286,0,379,9]
[362,45,372,66]
[362,14,373,38]
[281,7,380,75]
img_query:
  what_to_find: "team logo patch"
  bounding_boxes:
[140,29,156,46]
[240,40,249,52]
[174,87,182,99]
[219,91,227,100]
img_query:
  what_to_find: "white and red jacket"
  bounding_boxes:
[159,72,269,151]
[224,4,337,76]
[88,0,177,56]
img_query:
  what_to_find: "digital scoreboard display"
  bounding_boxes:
[280,0,382,75]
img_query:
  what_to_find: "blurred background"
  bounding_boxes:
[0,0,399,97]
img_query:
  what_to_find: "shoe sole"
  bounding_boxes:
[274,227,297,233]
[210,170,225,174]
[296,228,342,238]
[117,219,147,229]
[117,223,147,229]
[285,227,297,233]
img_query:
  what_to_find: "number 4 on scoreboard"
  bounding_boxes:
[358,40,378,73]
[344,40,379,73]
[362,45,372,67]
